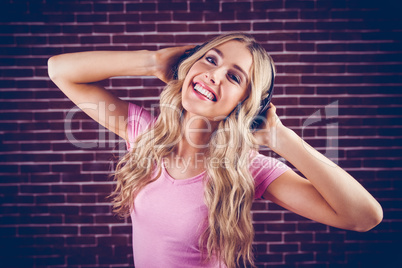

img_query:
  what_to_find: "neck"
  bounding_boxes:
[175,111,219,158]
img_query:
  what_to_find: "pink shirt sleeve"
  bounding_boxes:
[250,152,290,199]
[126,102,153,151]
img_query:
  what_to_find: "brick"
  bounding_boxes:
[254,233,282,242]
[66,236,96,245]
[81,226,109,234]
[285,253,315,263]
[0,25,29,34]
[173,12,203,21]
[82,184,113,193]
[205,12,235,21]
[285,1,315,9]
[237,11,267,20]
[158,2,187,11]
[285,233,314,242]
[20,185,50,193]
[268,11,298,19]
[298,222,328,231]
[141,12,171,21]
[67,194,97,203]
[36,256,65,266]
[95,215,122,224]
[65,215,94,224]
[94,24,125,33]
[93,3,124,12]
[270,243,299,252]
[77,14,107,23]
[16,35,47,45]
[222,2,251,11]
[99,255,129,265]
[157,23,188,32]
[49,205,79,215]
[61,173,93,183]
[62,25,92,34]
[300,10,331,20]
[110,13,140,23]
[266,223,297,232]
[81,35,110,44]
[284,21,315,30]
[253,212,282,221]
[51,184,80,193]
[18,227,48,235]
[112,34,144,44]
[67,255,97,265]
[36,195,65,204]
[143,34,174,43]
[126,3,156,12]
[126,23,155,32]
[82,162,111,172]
[254,1,284,10]
[82,205,111,214]
[190,2,219,11]
[255,253,283,263]
[286,42,315,52]
[44,14,75,23]
[31,174,59,183]
[31,24,61,34]
[254,22,283,31]
[49,226,78,234]
[221,23,251,31]
[175,34,209,44]
[44,2,92,13]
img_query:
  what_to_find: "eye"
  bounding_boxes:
[228,73,241,84]
[205,56,216,65]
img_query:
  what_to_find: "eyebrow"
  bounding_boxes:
[211,48,249,83]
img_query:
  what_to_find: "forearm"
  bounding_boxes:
[48,50,156,84]
[272,126,382,230]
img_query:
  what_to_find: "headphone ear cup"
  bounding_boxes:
[250,67,275,131]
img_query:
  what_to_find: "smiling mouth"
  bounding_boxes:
[193,83,216,101]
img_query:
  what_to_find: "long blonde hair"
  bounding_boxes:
[110,33,275,268]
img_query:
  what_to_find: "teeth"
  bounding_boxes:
[194,84,214,101]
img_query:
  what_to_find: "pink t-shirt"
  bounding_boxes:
[126,103,289,268]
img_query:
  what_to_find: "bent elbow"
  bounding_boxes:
[353,205,383,232]
[48,55,66,83]
[47,56,58,82]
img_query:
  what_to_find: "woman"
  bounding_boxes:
[48,33,382,268]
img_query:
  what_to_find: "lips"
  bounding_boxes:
[193,82,217,102]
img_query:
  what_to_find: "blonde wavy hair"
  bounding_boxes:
[110,33,275,268]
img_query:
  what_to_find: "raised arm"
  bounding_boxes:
[48,46,193,140]
[254,104,383,232]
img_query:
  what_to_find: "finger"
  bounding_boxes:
[268,102,277,117]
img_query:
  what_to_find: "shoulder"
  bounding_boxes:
[249,150,290,199]
[126,102,155,150]
[249,151,289,176]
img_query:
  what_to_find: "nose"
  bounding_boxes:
[204,68,221,85]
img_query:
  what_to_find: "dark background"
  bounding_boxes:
[1,0,402,267]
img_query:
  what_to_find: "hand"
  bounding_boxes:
[153,45,195,83]
[253,103,284,148]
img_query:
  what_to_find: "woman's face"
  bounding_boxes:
[181,40,253,121]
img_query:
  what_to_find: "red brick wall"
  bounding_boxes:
[1,0,401,267]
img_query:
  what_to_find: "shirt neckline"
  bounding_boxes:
[161,160,206,185]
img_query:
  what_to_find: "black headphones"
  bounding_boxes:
[172,45,274,131]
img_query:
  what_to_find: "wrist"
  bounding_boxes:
[269,124,298,155]
[148,50,160,77]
